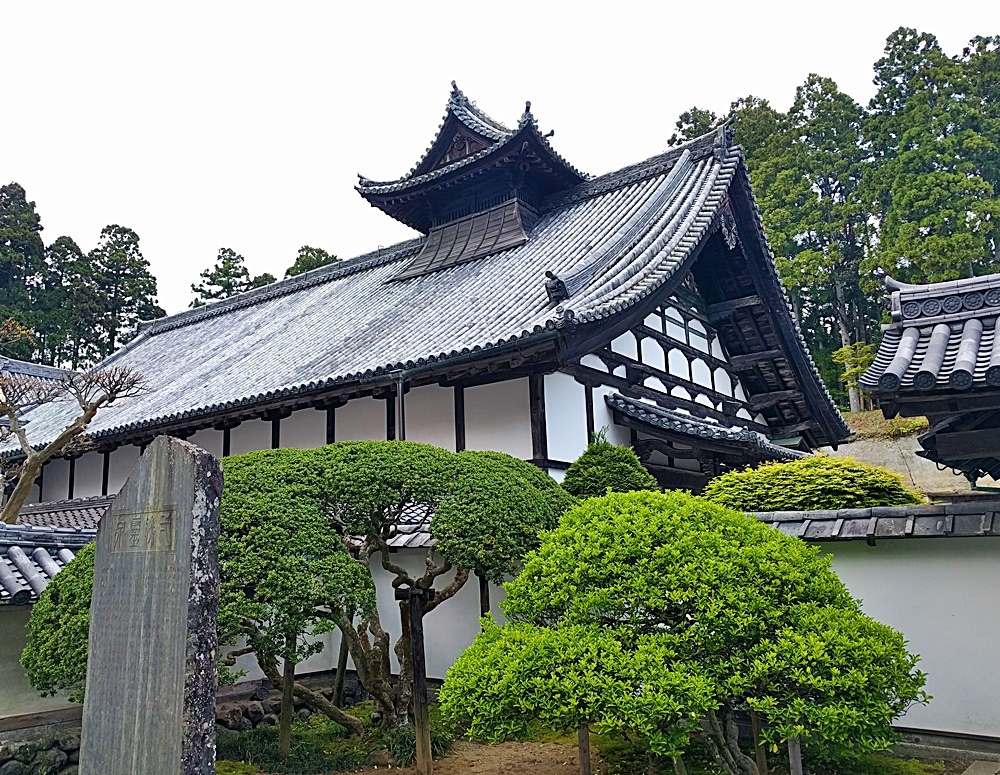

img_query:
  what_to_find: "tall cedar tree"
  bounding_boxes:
[0,184,44,355]
[88,225,164,357]
[190,247,275,307]
[863,28,1000,284]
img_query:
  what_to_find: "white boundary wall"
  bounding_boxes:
[825,537,1000,738]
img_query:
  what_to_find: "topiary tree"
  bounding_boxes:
[702,456,923,512]
[23,440,575,744]
[20,543,94,703]
[439,491,927,774]
[311,442,575,727]
[562,431,659,499]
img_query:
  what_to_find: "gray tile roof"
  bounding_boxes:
[752,500,1000,543]
[606,393,804,462]
[18,496,113,531]
[861,273,1000,393]
[0,358,75,383]
[0,524,94,606]
[7,128,844,453]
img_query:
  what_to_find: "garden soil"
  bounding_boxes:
[352,739,608,774]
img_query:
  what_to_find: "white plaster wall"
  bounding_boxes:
[0,607,77,719]
[229,419,272,455]
[544,372,588,463]
[404,385,455,452]
[591,384,631,447]
[42,458,71,502]
[825,538,1000,737]
[640,337,667,372]
[281,408,328,450]
[668,349,690,381]
[73,452,104,498]
[227,549,507,685]
[691,359,712,389]
[548,468,566,483]
[336,396,386,442]
[189,428,224,459]
[610,332,639,361]
[578,354,607,373]
[464,379,532,459]
[106,445,141,496]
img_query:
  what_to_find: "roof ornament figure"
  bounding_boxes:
[544,270,569,304]
[519,100,536,127]
[713,118,735,162]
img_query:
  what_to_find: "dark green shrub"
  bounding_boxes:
[216,723,360,774]
[702,456,923,511]
[562,434,658,499]
[20,543,94,701]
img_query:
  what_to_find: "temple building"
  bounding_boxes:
[7,84,848,508]
[861,273,1000,486]
[0,86,853,721]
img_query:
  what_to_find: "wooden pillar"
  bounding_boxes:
[454,386,465,452]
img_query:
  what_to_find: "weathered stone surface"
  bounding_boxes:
[0,744,10,765]
[0,760,29,775]
[245,701,265,724]
[55,735,80,753]
[10,743,36,764]
[31,746,68,774]
[79,436,222,775]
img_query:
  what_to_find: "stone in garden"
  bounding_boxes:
[79,436,222,775]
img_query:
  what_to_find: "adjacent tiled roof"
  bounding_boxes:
[860,274,1000,393]
[606,393,804,462]
[0,358,75,384]
[17,496,113,530]
[0,524,94,606]
[752,501,1000,543]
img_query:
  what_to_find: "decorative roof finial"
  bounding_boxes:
[451,80,458,91]
[519,100,535,127]
[545,270,569,304]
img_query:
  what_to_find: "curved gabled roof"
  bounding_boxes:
[6,128,846,452]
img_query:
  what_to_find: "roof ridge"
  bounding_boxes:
[542,130,720,211]
[137,238,424,338]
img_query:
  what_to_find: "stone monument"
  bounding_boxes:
[79,435,222,774]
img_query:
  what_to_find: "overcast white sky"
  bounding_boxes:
[2,2,995,313]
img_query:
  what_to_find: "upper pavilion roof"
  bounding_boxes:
[357,83,587,233]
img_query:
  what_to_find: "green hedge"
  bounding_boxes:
[702,456,923,512]
[562,439,659,499]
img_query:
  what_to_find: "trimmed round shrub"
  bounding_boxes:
[562,438,658,499]
[702,456,923,512]
[440,491,927,769]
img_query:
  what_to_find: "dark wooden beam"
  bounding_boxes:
[454,386,466,452]
[326,408,336,445]
[749,389,803,411]
[769,420,818,436]
[101,452,111,496]
[529,375,547,460]
[726,349,784,369]
[935,429,1000,460]
[892,391,1000,417]
[706,295,763,322]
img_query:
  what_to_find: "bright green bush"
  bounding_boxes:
[702,456,923,511]
[20,543,94,702]
[440,491,927,773]
[561,436,658,499]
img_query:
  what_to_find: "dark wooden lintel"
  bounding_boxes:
[749,389,803,411]
[935,429,1000,459]
[726,349,784,369]
[706,295,763,322]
